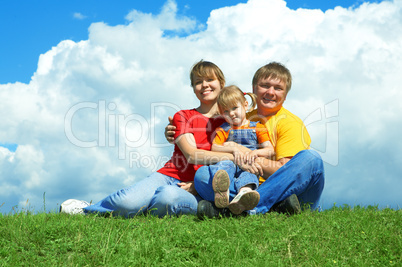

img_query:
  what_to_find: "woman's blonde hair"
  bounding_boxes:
[190,60,225,88]
[217,85,257,114]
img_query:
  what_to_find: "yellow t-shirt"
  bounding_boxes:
[247,107,311,183]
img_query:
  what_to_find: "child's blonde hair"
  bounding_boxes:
[217,85,257,114]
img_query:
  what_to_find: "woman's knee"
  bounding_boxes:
[152,185,181,204]
[149,185,197,217]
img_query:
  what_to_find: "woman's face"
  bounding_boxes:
[192,74,222,104]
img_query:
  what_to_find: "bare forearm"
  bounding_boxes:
[176,133,235,166]
[254,147,275,159]
[256,157,284,178]
[211,144,236,154]
[186,150,234,165]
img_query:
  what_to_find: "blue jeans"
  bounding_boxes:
[195,150,324,214]
[83,172,199,218]
[194,160,259,202]
[254,149,324,214]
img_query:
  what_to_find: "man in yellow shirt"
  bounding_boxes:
[243,62,325,215]
[194,62,325,217]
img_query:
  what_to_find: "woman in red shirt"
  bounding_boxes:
[60,60,235,217]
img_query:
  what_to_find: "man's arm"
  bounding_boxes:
[255,156,292,178]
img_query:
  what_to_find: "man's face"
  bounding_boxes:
[253,76,288,117]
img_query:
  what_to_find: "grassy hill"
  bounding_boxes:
[0,206,400,266]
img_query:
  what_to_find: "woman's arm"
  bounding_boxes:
[176,133,234,165]
[211,141,251,153]
[214,140,275,165]
[212,141,255,165]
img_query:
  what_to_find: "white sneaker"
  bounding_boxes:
[60,199,90,215]
[228,188,260,215]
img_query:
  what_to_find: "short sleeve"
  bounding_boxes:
[212,127,228,146]
[255,123,271,144]
[173,111,192,139]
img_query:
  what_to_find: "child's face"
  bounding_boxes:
[192,74,222,104]
[221,101,248,127]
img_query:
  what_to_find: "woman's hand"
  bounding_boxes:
[233,149,247,166]
[244,150,259,165]
[233,149,258,165]
[237,160,263,177]
[177,181,198,196]
[222,142,252,165]
[165,116,176,144]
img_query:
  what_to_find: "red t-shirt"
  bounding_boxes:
[158,109,225,182]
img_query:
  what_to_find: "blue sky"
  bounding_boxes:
[0,0,377,151]
[0,0,400,214]
[1,0,379,84]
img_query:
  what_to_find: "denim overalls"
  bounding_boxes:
[196,122,261,199]
[222,121,259,151]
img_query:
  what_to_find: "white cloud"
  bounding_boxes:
[0,0,401,213]
[73,12,87,20]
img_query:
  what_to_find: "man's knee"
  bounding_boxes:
[298,150,324,168]
[308,150,324,170]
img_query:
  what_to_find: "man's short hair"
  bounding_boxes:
[252,62,292,92]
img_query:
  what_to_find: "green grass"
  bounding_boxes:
[0,206,400,266]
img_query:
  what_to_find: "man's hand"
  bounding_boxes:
[164,116,176,144]
[177,182,198,196]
